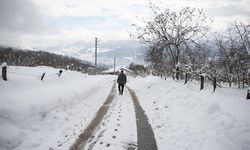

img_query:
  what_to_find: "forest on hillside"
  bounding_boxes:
[0,46,94,72]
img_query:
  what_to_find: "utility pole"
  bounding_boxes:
[95,37,99,68]
[114,57,116,75]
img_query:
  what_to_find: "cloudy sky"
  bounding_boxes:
[0,0,249,49]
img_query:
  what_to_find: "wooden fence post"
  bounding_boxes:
[213,77,217,92]
[242,75,245,89]
[200,75,204,90]
[176,67,180,80]
[246,89,250,99]
[41,73,46,80]
[58,70,63,77]
[184,73,188,84]
[2,62,7,81]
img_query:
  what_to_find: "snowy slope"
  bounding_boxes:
[0,66,115,150]
[128,76,250,150]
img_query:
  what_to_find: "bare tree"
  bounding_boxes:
[215,22,250,88]
[232,21,250,54]
[132,3,211,80]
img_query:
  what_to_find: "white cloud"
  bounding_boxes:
[0,0,48,34]
[0,0,249,49]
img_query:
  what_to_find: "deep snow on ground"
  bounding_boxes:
[0,66,115,150]
[1,66,250,150]
[128,76,250,150]
[84,88,137,150]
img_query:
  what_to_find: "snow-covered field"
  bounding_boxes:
[1,66,249,150]
[128,76,250,150]
[0,66,115,150]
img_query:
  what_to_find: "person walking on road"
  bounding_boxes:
[117,70,127,95]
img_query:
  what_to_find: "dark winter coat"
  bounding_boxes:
[117,73,127,85]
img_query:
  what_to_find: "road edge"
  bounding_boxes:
[127,86,158,150]
[69,82,116,150]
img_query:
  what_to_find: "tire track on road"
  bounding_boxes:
[70,82,116,150]
[127,86,158,150]
[84,88,137,150]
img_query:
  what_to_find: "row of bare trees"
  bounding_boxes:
[132,3,250,88]
[215,22,250,88]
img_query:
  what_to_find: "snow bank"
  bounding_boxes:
[0,66,115,150]
[128,76,250,150]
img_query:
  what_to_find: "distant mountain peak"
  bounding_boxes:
[46,40,146,67]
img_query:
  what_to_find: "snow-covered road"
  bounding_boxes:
[84,87,137,150]
[127,86,157,150]
[71,84,158,150]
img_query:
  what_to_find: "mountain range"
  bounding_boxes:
[46,40,146,68]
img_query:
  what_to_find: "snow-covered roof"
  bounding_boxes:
[1,62,7,67]
[102,68,116,73]
[102,67,133,73]
[120,67,133,73]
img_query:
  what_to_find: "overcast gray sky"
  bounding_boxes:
[0,0,249,49]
